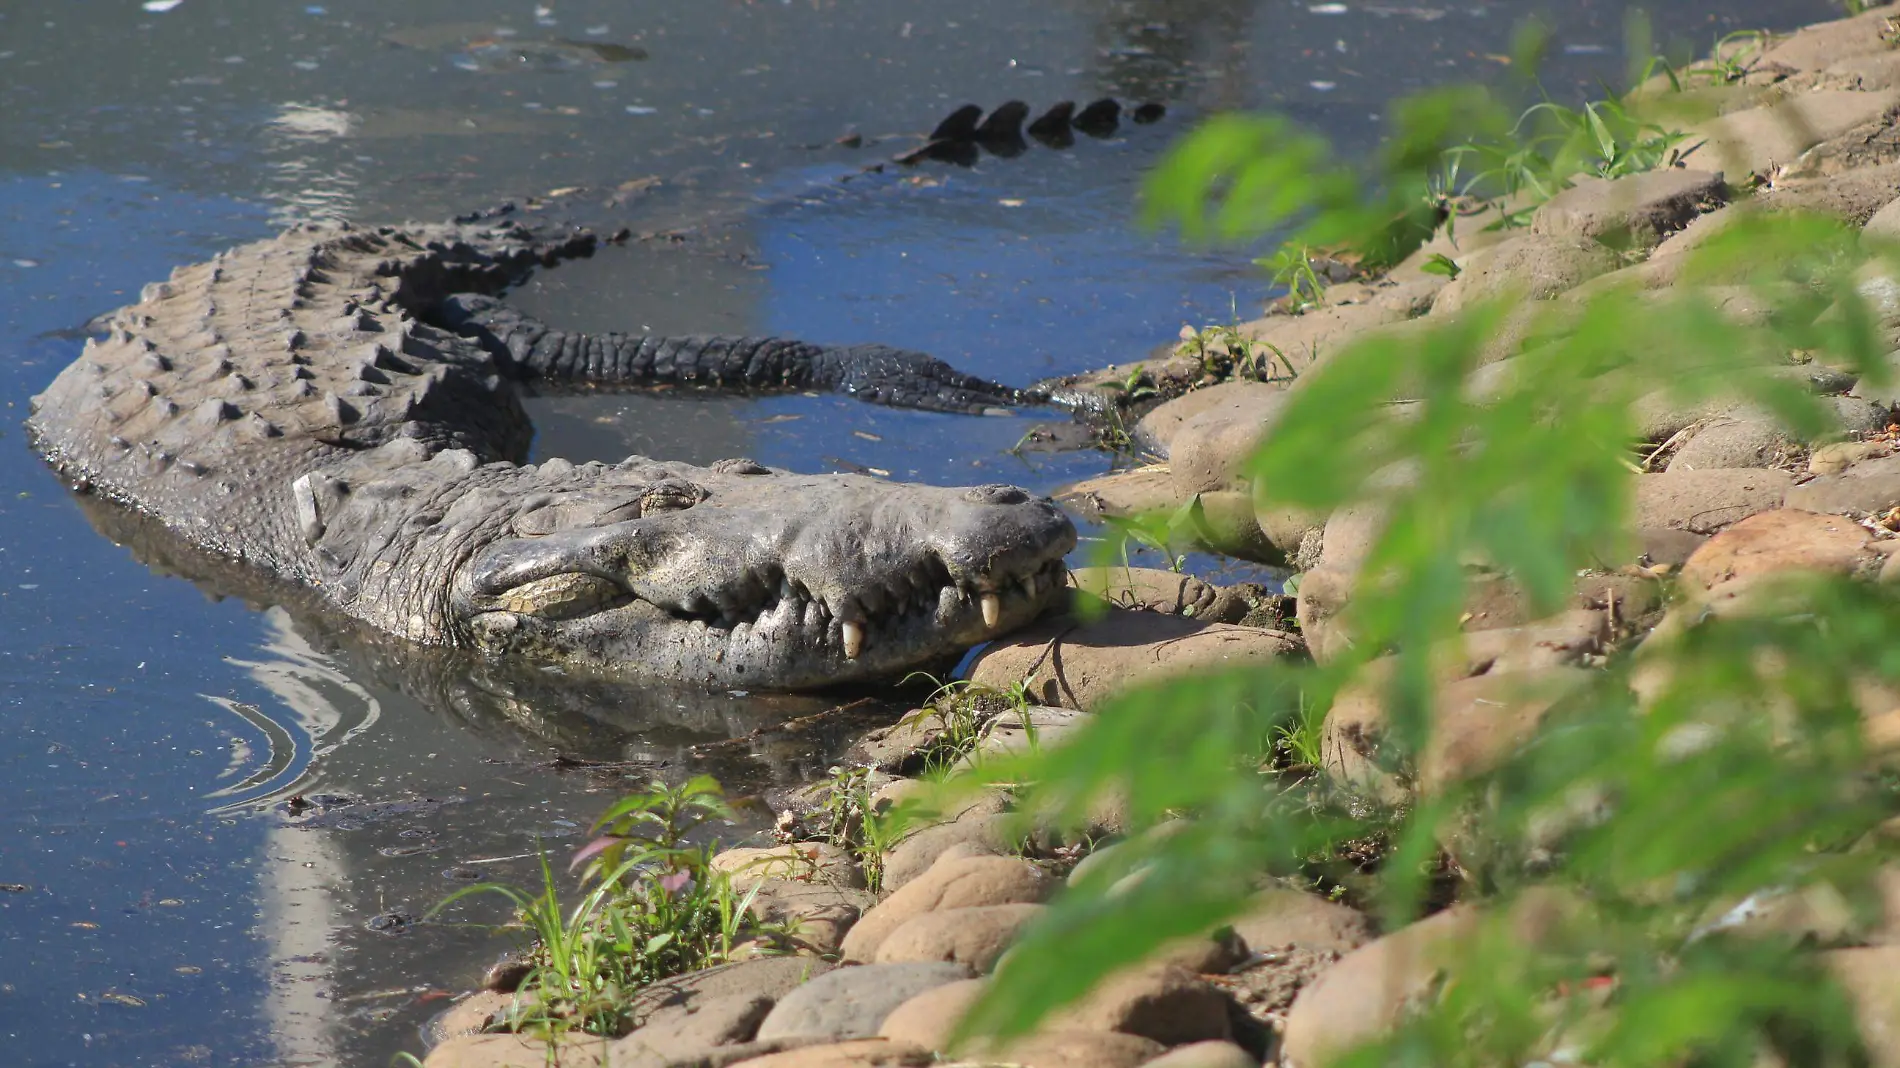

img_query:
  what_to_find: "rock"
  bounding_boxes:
[844,715,947,775]
[878,816,1014,893]
[1292,566,1356,664]
[1678,509,1881,607]
[964,611,1304,712]
[1635,468,1792,535]
[1529,169,1727,249]
[1142,1040,1261,1068]
[1827,395,1893,437]
[1789,452,1900,513]
[1665,415,1801,471]
[1298,566,1630,670]
[424,1033,609,1068]
[872,903,1046,973]
[1463,610,1613,675]
[628,1039,834,1068]
[1760,6,1900,73]
[1641,204,1749,286]
[1056,466,1184,523]
[1390,222,1515,287]
[482,950,536,993]
[1280,907,1477,1068]
[1228,889,1375,957]
[1826,50,1900,93]
[753,964,974,1044]
[1253,485,1328,568]
[1323,667,1593,796]
[1811,439,1896,475]
[1237,301,1412,376]
[1867,196,1900,242]
[1431,233,1622,314]
[427,991,516,1045]
[1137,382,1286,459]
[1762,162,1900,226]
[876,977,988,1052]
[1639,527,1712,567]
[621,959,841,1054]
[1684,90,1900,177]
[719,1038,933,1068]
[976,1032,1168,1068]
[744,883,877,958]
[1048,963,1236,1046]
[967,708,1088,762]
[615,995,778,1068]
[712,845,863,890]
[1160,386,1288,493]
[841,854,1055,962]
[1825,946,1900,1068]
[1068,566,1254,623]
[1185,489,1285,562]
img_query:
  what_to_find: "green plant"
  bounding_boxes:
[1444,96,1685,226]
[1175,305,1304,384]
[427,777,763,1039]
[1418,252,1462,280]
[1264,243,1329,312]
[808,763,896,891]
[943,71,1900,1068]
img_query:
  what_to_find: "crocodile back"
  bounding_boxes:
[26,222,542,577]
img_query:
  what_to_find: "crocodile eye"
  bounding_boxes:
[641,478,705,515]
[496,573,631,620]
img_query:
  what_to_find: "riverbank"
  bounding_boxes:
[419,5,1900,1066]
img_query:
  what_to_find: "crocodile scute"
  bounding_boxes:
[27,216,1075,689]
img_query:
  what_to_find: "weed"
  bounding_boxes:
[426,777,762,1040]
[1175,311,1303,385]
[1263,243,1329,312]
[1445,97,1685,223]
[806,764,893,891]
[1418,252,1462,280]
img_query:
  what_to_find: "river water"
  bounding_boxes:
[0,1,1836,1064]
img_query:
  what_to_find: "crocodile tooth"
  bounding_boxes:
[981,593,1001,629]
[841,620,865,660]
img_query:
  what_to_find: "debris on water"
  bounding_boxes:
[1310,80,1338,91]
[441,866,485,882]
[626,105,658,115]
[142,0,184,11]
[365,911,418,934]
[99,992,146,1007]
[0,883,29,893]
[1309,2,1348,12]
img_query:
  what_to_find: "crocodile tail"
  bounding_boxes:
[434,294,1030,416]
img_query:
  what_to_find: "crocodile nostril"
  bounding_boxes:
[964,484,1030,506]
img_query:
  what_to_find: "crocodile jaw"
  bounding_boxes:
[440,462,1075,689]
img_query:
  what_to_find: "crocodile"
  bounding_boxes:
[27,214,1076,690]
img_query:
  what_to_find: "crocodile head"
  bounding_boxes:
[395,456,1074,688]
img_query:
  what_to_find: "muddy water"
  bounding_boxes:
[0,1,1834,1064]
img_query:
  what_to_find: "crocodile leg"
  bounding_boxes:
[435,293,1031,416]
